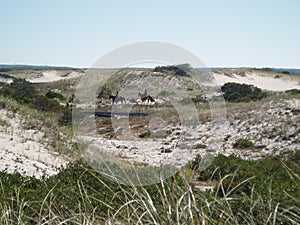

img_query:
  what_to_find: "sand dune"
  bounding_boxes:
[29,70,83,83]
[213,71,300,91]
[2,69,299,91]
[1,68,299,179]
[0,109,69,178]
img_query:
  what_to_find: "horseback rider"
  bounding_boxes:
[115,90,119,98]
[143,89,148,98]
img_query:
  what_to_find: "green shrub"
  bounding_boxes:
[0,100,6,109]
[233,138,254,149]
[221,82,265,102]
[285,89,300,95]
[45,91,65,101]
[59,107,72,125]
[0,78,62,112]
[32,95,61,112]
[97,84,112,99]
[193,153,300,207]
[139,130,151,138]
[6,78,37,100]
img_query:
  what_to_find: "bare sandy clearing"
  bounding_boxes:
[213,71,300,91]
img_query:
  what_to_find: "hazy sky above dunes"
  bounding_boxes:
[1,0,300,68]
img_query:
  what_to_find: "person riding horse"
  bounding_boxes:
[138,89,155,103]
[142,89,147,98]
[109,90,125,104]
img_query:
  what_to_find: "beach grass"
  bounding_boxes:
[0,153,299,224]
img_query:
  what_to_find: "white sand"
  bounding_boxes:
[0,109,68,178]
[213,71,300,91]
[77,97,299,170]
[29,71,83,83]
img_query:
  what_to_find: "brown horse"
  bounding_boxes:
[109,95,126,104]
[138,92,155,103]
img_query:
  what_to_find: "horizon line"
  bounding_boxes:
[1,63,300,70]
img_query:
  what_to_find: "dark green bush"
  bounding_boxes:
[46,91,65,101]
[97,84,112,99]
[32,95,60,112]
[59,107,72,125]
[285,89,300,95]
[233,138,254,149]
[139,131,151,138]
[7,78,37,100]
[0,78,62,113]
[221,82,265,102]
[0,101,6,109]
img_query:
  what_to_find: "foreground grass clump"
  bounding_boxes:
[0,152,299,224]
[0,161,194,224]
[193,152,300,224]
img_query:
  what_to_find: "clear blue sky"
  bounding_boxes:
[1,0,300,68]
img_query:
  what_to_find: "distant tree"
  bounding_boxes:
[153,64,191,76]
[261,68,273,71]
